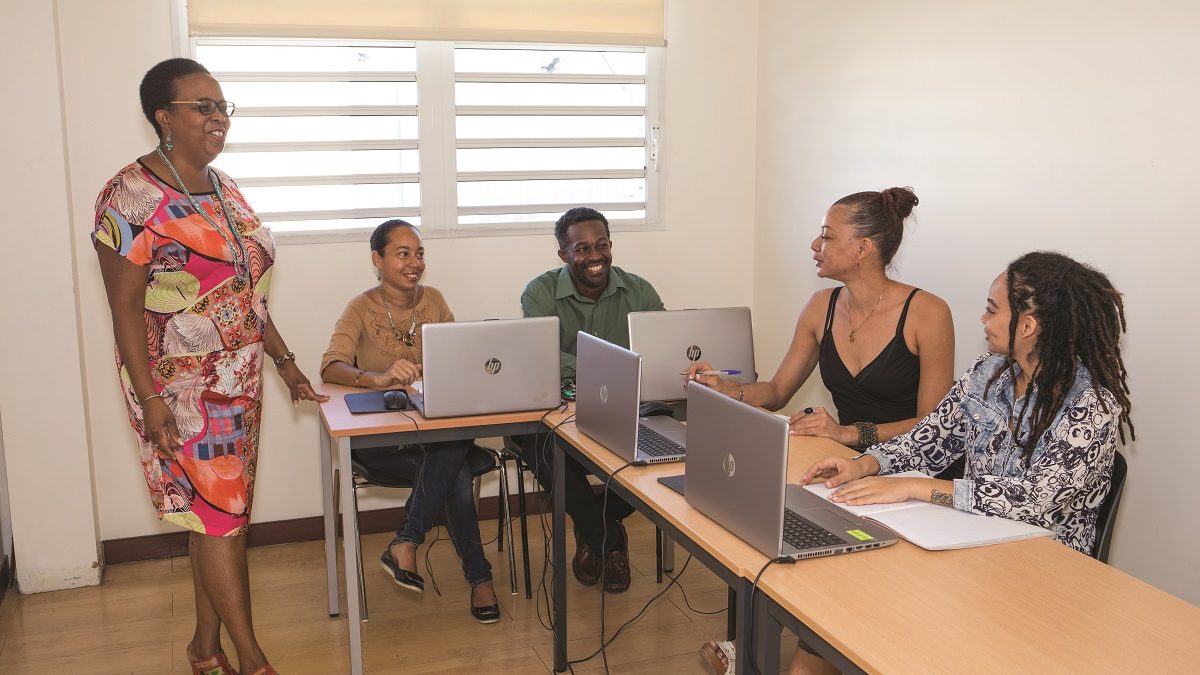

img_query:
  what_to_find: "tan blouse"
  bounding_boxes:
[320,286,454,376]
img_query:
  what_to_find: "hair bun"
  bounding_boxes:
[880,187,919,220]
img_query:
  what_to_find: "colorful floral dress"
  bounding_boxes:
[93,161,274,536]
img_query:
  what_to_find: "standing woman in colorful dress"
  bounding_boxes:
[93,58,326,675]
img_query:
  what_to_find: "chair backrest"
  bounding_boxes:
[1091,450,1127,563]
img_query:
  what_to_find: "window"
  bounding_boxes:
[193,38,660,239]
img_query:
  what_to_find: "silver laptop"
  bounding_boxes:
[410,317,561,418]
[684,381,898,559]
[628,307,756,402]
[575,332,687,464]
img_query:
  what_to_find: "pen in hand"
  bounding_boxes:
[682,369,742,375]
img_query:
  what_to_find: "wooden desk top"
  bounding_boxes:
[316,383,558,438]
[549,410,1200,673]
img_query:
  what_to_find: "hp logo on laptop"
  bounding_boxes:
[723,453,736,478]
[484,358,502,375]
[686,345,702,361]
[599,384,609,403]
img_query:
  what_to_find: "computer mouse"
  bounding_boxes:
[382,389,410,411]
[639,401,675,418]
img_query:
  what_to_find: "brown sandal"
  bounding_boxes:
[699,640,735,674]
[189,649,238,675]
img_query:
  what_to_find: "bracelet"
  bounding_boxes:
[853,421,879,449]
[354,369,364,386]
[735,385,744,402]
[139,393,165,405]
[272,351,296,368]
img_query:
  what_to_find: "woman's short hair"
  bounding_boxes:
[139,58,210,138]
[833,187,920,266]
[370,219,419,254]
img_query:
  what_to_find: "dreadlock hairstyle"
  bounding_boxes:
[985,251,1134,456]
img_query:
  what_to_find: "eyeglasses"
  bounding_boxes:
[169,98,236,117]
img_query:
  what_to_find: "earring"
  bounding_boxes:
[163,129,173,152]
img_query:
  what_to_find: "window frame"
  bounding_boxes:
[183,34,664,244]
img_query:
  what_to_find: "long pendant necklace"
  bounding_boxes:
[847,280,890,343]
[155,147,248,282]
[380,289,418,347]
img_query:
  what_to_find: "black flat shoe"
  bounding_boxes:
[470,583,501,624]
[470,599,501,624]
[380,547,423,593]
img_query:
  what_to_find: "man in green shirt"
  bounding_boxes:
[515,207,663,594]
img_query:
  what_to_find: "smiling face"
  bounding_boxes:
[558,219,613,299]
[810,204,868,280]
[155,72,230,165]
[373,225,426,292]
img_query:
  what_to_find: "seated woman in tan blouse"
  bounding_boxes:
[320,219,499,624]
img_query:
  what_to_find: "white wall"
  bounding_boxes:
[0,1,103,592]
[754,0,1199,604]
[45,0,759,542]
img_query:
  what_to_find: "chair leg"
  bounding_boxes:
[498,458,518,596]
[352,483,369,621]
[515,456,532,599]
[656,527,664,583]
[497,456,507,552]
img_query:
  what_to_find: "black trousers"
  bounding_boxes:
[510,432,635,552]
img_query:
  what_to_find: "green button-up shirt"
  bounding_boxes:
[520,265,665,378]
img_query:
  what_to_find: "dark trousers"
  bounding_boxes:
[356,440,493,586]
[510,432,634,552]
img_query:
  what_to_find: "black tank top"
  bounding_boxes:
[818,287,921,425]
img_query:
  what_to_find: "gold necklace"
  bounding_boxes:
[380,288,418,347]
[847,280,889,343]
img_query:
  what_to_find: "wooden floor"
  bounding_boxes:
[0,513,797,673]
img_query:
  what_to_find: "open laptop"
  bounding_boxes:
[410,317,561,418]
[684,381,898,559]
[628,307,757,402]
[575,332,687,464]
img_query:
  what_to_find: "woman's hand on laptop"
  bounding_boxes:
[800,454,881,488]
[787,407,856,445]
[383,359,423,387]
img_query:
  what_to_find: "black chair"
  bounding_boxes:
[500,437,537,599]
[1091,450,1127,563]
[348,443,516,619]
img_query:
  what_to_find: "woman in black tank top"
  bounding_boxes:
[686,187,956,452]
[696,189,960,675]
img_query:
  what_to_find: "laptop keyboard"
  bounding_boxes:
[783,509,845,550]
[636,424,685,457]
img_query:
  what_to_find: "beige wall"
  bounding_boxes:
[0,1,102,592]
[753,0,1199,604]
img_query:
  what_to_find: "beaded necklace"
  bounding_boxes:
[155,147,248,282]
[380,289,419,347]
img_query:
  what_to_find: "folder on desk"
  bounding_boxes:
[804,471,1053,550]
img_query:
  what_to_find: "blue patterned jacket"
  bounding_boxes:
[866,354,1120,553]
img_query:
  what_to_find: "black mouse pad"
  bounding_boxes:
[657,474,685,496]
[344,390,413,414]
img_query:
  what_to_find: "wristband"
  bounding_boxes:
[273,351,296,368]
[853,421,878,449]
[139,393,165,406]
[735,385,744,402]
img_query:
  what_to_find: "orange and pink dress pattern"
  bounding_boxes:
[93,161,275,536]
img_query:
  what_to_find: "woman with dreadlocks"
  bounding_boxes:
[800,251,1134,555]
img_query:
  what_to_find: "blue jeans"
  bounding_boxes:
[360,440,493,586]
